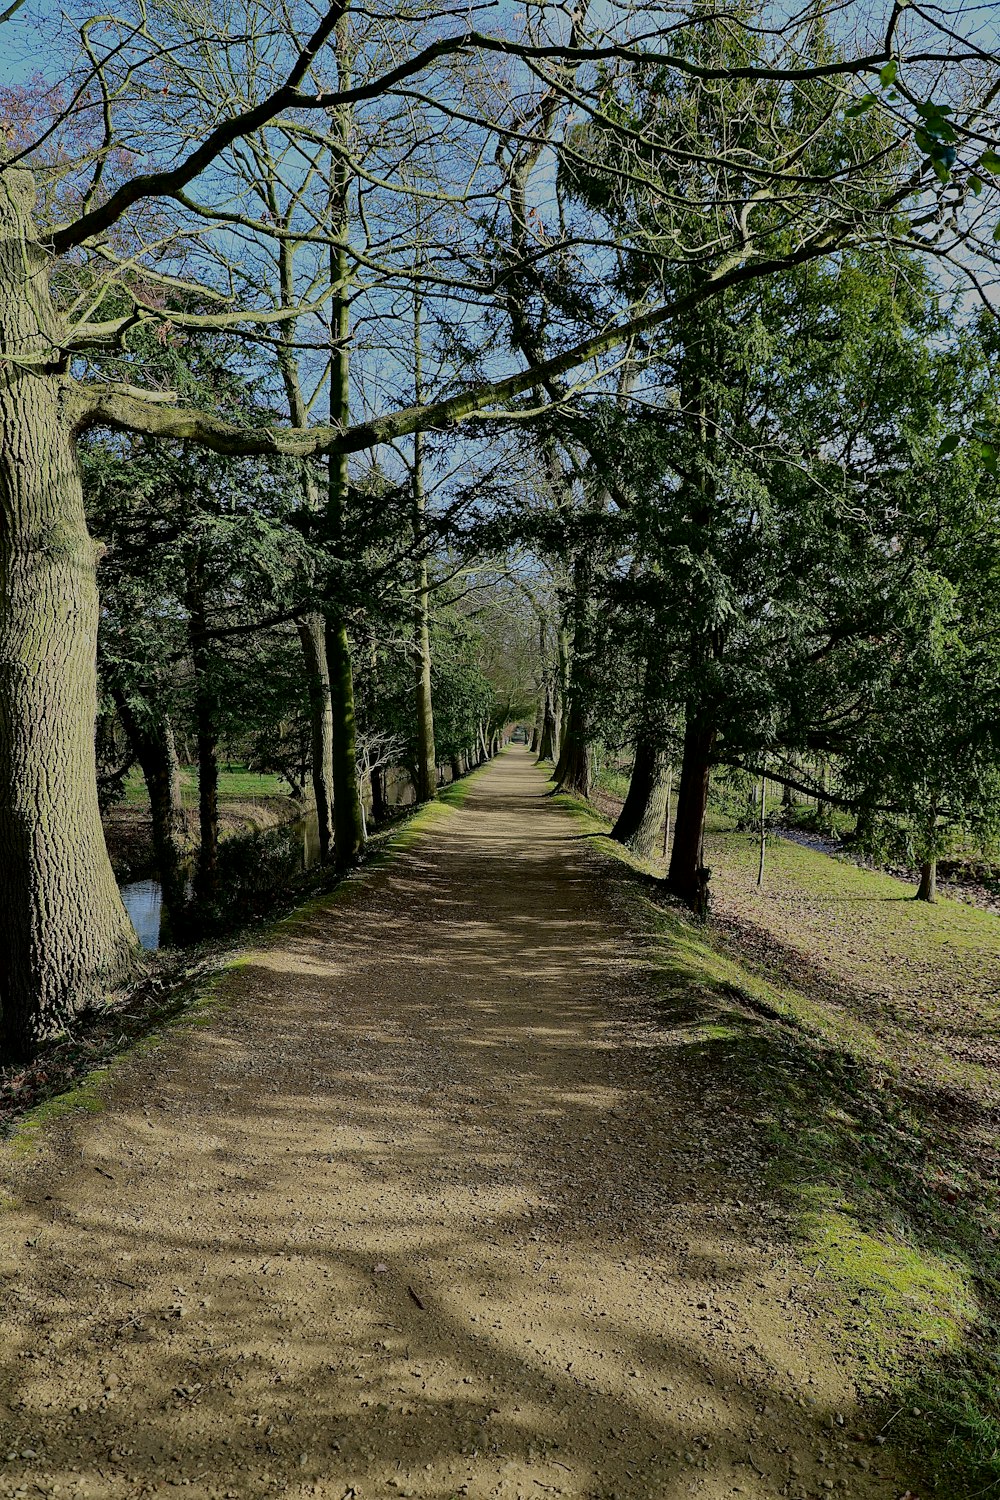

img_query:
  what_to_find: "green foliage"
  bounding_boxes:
[193,825,304,935]
[537,56,1000,884]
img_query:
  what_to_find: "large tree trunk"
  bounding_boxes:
[112,690,188,924]
[0,168,138,1056]
[666,714,716,913]
[612,731,671,860]
[296,613,334,863]
[553,687,590,796]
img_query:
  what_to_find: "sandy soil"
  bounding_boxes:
[0,749,907,1500]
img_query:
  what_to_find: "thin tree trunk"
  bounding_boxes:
[554,555,592,797]
[916,858,937,902]
[112,689,188,924]
[326,43,365,870]
[274,227,336,864]
[412,538,436,802]
[757,772,767,887]
[553,627,568,764]
[0,168,138,1056]
[370,765,388,825]
[612,731,671,859]
[411,283,437,803]
[662,764,673,859]
[327,619,363,865]
[296,613,334,862]
[358,754,369,843]
[538,676,558,762]
[530,618,545,754]
[782,760,796,811]
[666,714,716,912]
[185,559,219,904]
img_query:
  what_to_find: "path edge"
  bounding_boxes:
[0,759,496,1173]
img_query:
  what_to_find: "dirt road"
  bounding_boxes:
[0,748,904,1500]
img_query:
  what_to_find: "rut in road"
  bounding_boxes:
[0,747,903,1500]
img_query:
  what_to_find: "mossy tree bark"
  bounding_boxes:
[916,805,940,902]
[0,167,138,1057]
[664,308,721,914]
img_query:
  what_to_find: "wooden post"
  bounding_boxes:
[757,771,767,887]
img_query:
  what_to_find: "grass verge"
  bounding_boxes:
[0,760,490,1156]
[548,776,1000,1498]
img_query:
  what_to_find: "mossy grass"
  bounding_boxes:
[550,779,1000,1497]
[8,1073,110,1157]
[122,764,294,807]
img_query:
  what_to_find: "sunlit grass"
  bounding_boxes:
[122,764,293,806]
[557,780,1000,1497]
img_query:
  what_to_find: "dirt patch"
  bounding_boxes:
[0,751,907,1500]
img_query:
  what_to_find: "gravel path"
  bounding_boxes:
[0,749,906,1500]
